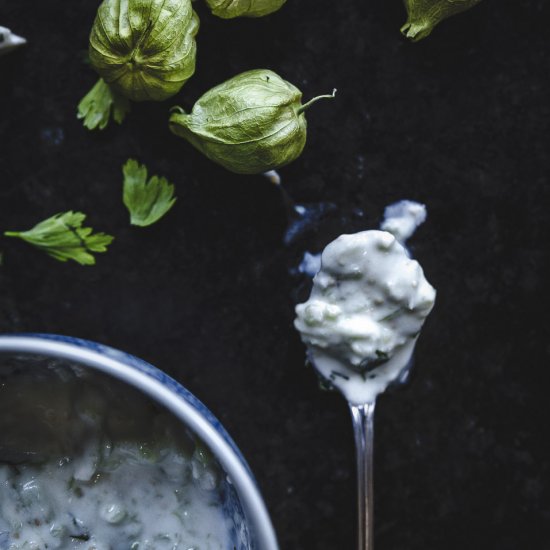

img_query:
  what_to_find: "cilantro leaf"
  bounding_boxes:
[4,211,114,265]
[77,78,130,131]
[122,159,177,227]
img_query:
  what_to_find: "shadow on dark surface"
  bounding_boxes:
[1,0,549,548]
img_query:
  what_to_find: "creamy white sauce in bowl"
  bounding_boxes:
[0,336,279,550]
[1,372,229,549]
[295,230,436,404]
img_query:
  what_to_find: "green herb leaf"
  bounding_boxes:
[379,308,405,322]
[122,159,177,227]
[4,211,113,265]
[77,78,130,131]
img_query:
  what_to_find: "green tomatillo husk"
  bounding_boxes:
[89,0,199,102]
[169,69,335,174]
[205,0,287,18]
[401,0,482,42]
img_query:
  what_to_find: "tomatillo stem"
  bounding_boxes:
[298,89,337,115]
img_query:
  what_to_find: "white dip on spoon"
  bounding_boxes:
[380,200,427,244]
[294,228,436,404]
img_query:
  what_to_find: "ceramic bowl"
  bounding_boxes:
[0,333,278,550]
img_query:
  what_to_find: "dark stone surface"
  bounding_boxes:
[1,0,549,548]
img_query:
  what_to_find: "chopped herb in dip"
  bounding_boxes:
[0,365,230,549]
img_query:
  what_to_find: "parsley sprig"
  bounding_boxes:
[123,159,177,227]
[77,78,130,131]
[4,211,113,265]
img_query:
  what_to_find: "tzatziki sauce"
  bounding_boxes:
[294,229,436,404]
[0,369,230,550]
[380,200,427,244]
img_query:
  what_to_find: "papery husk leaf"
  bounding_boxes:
[89,0,199,101]
[401,0,482,41]
[169,69,308,174]
[205,0,286,18]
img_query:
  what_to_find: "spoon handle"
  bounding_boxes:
[349,402,376,550]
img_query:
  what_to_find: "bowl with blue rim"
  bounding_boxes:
[0,333,278,550]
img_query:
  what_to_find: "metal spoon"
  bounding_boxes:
[349,401,376,550]
[348,360,413,550]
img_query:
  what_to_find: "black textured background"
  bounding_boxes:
[1,1,549,548]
